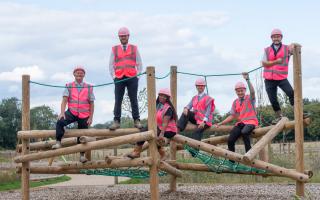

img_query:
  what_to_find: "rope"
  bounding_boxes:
[155,72,170,79]
[29,72,147,88]
[177,66,262,77]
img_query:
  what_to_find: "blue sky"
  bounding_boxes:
[0,1,319,124]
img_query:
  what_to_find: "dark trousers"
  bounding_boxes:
[56,110,88,154]
[228,123,255,153]
[137,127,176,146]
[114,76,140,121]
[177,111,209,141]
[265,79,294,112]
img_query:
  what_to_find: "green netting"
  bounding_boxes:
[184,145,267,174]
[79,168,167,179]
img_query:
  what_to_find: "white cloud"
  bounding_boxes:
[0,65,45,82]
[51,72,73,83]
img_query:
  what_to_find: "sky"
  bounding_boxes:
[0,0,319,124]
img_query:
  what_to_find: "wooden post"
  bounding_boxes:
[258,139,269,162]
[169,65,177,192]
[21,75,30,200]
[114,147,118,184]
[293,43,305,197]
[244,117,288,162]
[146,66,160,200]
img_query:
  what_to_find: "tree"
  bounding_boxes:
[0,97,21,149]
[121,87,148,117]
[30,105,57,130]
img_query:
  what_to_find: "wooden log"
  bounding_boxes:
[113,147,118,184]
[169,65,178,192]
[159,161,182,178]
[172,135,309,182]
[21,75,30,200]
[14,131,154,163]
[244,117,288,162]
[79,136,96,143]
[293,43,305,196]
[165,161,313,178]
[203,118,311,145]
[18,128,141,139]
[146,66,160,200]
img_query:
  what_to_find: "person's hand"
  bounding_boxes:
[214,123,220,128]
[58,113,65,120]
[183,108,189,116]
[87,117,93,126]
[242,72,249,80]
[198,121,205,129]
[276,58,283,64]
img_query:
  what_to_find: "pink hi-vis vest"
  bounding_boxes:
[66,82,93,119]
[112,44,138,79]
[263,44,289,80]
[232,95,258,126]
[156,103,177,133]
[191,95,215,126]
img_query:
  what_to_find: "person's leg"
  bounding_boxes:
[113,77,126,122]
[278,79,294,106]
[227,124,243,152]
[126,77,140,120]
[177,111,196,131]
[265,79,281,113]
[77,117,89,163]
[127,126,148,159]
[241,124,255,152]
[191,124,209,141]
[53,110,76,149]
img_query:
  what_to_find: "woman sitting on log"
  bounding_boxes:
[127,88,178,160]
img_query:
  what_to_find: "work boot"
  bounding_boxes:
[158,147,167,160]
[271,110,283,125]
[52,141,62,149]
[109,120,120,130]
[79,153,88,163]
[127,146,143,159]
[134,119,143,129]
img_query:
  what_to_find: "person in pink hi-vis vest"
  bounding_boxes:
[127,88,178,160]
[261,28,299,124]
[215,73,258,159]
[52,66,95,163]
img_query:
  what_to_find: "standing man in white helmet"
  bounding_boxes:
[109,27,143,130]
[261,28,297,124]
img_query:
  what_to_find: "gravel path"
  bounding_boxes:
[1,183,319,200]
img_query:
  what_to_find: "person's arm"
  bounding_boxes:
[58,96,68,120]
[242,72,255,100]
[109,50,115,79]
[136,47,143,74]
[261,50,282,68]
[87,101,94,126]
[183,98,193,115]
[218,115,235,126]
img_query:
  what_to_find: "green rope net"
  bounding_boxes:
[79,168,167,179]
[184,144,267,174]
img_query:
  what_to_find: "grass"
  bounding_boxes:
[0,175,71,192]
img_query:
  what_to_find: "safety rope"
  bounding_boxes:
[184,144,267,174]
[79,168,167,179]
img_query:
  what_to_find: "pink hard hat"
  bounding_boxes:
[158,88,171,97]
[235,82,246,90]
[271,28,283,37]
[73,66,86,74]
[195,78,206,86]
[118,27,130,36]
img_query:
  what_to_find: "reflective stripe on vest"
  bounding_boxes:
[191,95,215,126]
[156,103,177,133]
[234,95,258,126]
[67,82,92,119]
[263,45,289,80]
[113,44,138,78]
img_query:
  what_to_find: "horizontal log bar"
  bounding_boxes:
[202,118,311,145]
[18,128,142,139]
[172,135,309,182]
[79,136,96,143]
[17,137,78,152]
[14,131,154,163]
[158,161,182,178]
[243,117,288,162]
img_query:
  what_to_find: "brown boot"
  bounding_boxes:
[109,120,120,130]
[134,119,143,129]
[158,147,167,160]
[127,146,142,159]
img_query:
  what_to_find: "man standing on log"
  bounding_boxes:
[215,72,258,155]
[52,66,95,163]
[109,27,143,130]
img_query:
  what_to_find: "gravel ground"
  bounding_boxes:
[1,183,320,200]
